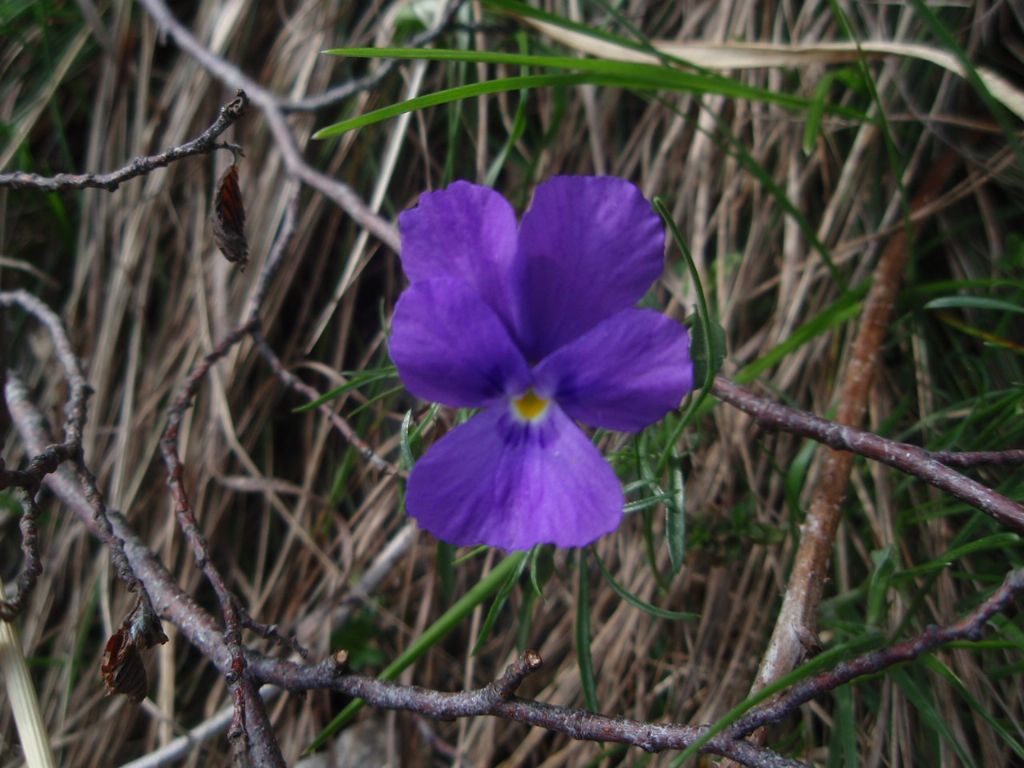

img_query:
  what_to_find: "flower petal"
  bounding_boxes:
[398,181,521,327]
[407,404,624,550]
[390,279,531,407]
[516,176,666,360]
[535,308,693,432]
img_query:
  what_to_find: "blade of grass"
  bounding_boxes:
[591,549,696,621]
[305,551,528,753]
[471,549,531,654]
[575,549,599,712]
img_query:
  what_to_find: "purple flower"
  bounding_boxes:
[390,176,694,550]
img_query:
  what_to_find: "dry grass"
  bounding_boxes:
[2,1,1023,766]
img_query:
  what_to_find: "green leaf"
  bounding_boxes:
[688,311,726,390]
[592,549,696,621]
[922,655,1024,760]
[483,33,532,187]
[528,545,555,597]
[437,541,455,602]
[471,550,532,655]
[924,296,1024,315]
[803,71,839,155]
[320,46,813,112]
[575,550,599,712]
[892,667,975,766]
[665,455,686,575]
[893,534,1021,581]
[866,545,897,627]
[828,685,859,768]
[313,67,816,140]
[292,367,396,412]
[651,197,721,475]
[399,410,415,470]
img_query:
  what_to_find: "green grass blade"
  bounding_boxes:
[892,667,975,766]
[665,455,686,575]
[293,367,397,412]
[305,551,527,753]
[924,296,1024,315]
[652,197,721,474]
[576,550,599,712]
[471,550,531,655]
[592,549,696,621]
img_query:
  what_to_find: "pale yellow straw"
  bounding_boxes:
[0,579,57,768]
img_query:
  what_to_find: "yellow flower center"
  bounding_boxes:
[511,390,550,422]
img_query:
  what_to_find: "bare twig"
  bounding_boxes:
[0,92,246,192]
[137,0,401,252]
[0,291,141,606]
[6,373,284,766]
[13,365,1023,768]
[711,376,1024,532]
[0,490,41,622]
[247,652,805,768]
[729,568,1024,738]
[250,329,400,475]
[158,323,284,767]
[927,449,1024,468]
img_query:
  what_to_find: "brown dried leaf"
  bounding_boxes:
[101,628,148,703]
[212,163,249,268]
[100,600,168,704]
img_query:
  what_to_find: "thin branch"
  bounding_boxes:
[729,567,1024,739]
[15,362,1023,768]
[0,489,41,622]
[927,449,1024,468]
[138,0,401,252]
[0,93,245,192]
[711,376,1024,532]
[250,329,400,475]
[247,653,805,768]
[158,323,284,767]
[0,291,142,604]
[5,373,286,766]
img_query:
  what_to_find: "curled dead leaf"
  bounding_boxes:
[212,163,249,268]
[101,599,168,704]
